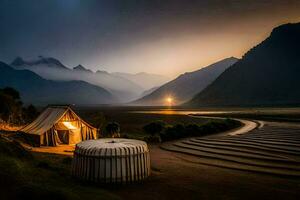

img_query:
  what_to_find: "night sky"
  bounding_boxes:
[0,0,300,77]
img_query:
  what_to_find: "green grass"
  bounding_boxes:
[0,136,120,200]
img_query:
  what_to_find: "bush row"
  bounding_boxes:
[143,119,241,143]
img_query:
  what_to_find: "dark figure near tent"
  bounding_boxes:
[105,122,121,138]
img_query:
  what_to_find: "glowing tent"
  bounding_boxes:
[21,106,97,146]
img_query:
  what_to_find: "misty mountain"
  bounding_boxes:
[132,57,238,106]
[0,61,116,105]
[187,23,300,107]
[139,86,160,98]
[11,57,144,102]
[73,65,93,73]
[112,72,169,90]
[11,56,69,69]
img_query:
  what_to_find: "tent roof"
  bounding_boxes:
[21,106,96,135]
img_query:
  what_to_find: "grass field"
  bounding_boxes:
[0,136,120,200]
[79,110,211,139]
[0,107,243,200]
[78,108,217,139]
[1,107,300,200]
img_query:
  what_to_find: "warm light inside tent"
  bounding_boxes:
[62,121,77,129]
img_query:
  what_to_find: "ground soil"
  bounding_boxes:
[19,118,300,200]
[23,140,300,200]
[110,144,300,200]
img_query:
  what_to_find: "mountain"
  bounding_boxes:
[112,72,169,90]
[0,61,116,105]
[73,65,93,73]
[11,57,143,102]
[131,57,238,106]
[12,56,68,69]
[187,23,300,107]
[139,86,160,98]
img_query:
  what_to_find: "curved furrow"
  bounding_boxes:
[235,135,300,139]
[261,129,300,132]
[186,139,293,159]
[161,120,300,177]
[225,137,300,144]
[231,137,300,142]
[193,138,300,155]
[239,133,300,138]
[173,143,300,170]
[161,144,300,177]
[246,131,300,135]
[230,131,300,136]
[201,137,300,149]
[189,138,300,157]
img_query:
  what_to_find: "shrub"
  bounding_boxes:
[185,124,200,136]
[143,135,161,143]
[121,133,130,138]
[160,124,185,141]
[160,119,241,142]
[0,87,39,125]
[22,104,39,123]
[143,121,165,136]
[105,122,121,138]
[0,87,23,124]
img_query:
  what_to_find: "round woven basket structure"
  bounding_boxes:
[72,138,150,183]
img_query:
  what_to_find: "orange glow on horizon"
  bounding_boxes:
[165,96,173,106]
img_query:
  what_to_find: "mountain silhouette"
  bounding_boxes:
[132,57,238,105]
[11,56,143,102]
[187,23,300,107]
[73,65,93,73]
[112,72,169,90]
[0,61,116,105]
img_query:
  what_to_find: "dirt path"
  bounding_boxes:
[227,118,258,135]
[189,115,259,136]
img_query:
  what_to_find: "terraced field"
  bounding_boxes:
[161,121,300,177]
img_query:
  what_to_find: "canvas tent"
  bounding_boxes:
[21,106,97,146]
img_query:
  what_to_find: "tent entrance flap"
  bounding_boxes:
[57,130,69,144]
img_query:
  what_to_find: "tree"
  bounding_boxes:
[22,104,39,123]
[0,87,23,124]
[2,87,20,100]
[143,121,165,136]
[105,122,121,138]
[0,87,37,125]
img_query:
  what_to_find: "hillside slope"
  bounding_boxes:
[11,57,143,102]
[132,57,238,105]
[0,62,116,105]
[113,72,169,90]
[187,23,300,107]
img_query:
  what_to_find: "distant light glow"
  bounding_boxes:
[166,96,173,106]
[166,97,172,103]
